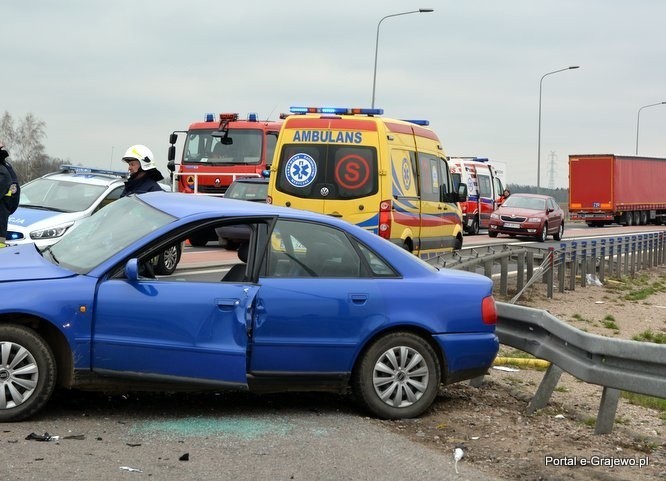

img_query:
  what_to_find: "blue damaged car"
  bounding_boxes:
[0,192,499,421]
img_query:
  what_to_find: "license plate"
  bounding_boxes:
[503,222,520,228]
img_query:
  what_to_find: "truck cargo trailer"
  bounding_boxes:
[568,154,666,226]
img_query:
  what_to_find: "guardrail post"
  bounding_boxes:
[595,387,621,435]
[636,234,643,272]
[590,240,598,282]
[546,248,554,298]
[608,238,614,278]
[660,232,666,265]
[599,239,606,282]
[526,364,564,414]
[630,235,637,276]
[483,259,492,279]
[558,243,566,293]
[569,241,577,291]
[616,237,624,278]
[623,236,630,276]
[527,251,534,281]
[500,255,508,296]
[516,250,525,293]
[580,240,588,287]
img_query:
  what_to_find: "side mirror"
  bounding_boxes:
[167,159,175,173]
[167,145,176,162]
[125,258,140,282]
[169,133,178,145]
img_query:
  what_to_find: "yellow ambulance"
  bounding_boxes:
[267,107,467,259]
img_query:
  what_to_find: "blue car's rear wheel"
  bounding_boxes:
[0,325,56,422]
[353,332,440,419]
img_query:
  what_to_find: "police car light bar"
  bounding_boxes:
[401,119,430,126]
[59,165,127,177]
[289,106,384,116]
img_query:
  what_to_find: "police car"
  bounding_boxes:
[6,165,181,274]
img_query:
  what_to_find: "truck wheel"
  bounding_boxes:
[640,211,648,225]
[624,212,633,226]
[188,231,210,247]
[352,332,441,419]
[633,211,641,226]
[0,325,57,422]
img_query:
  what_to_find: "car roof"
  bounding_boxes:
[509,193,551,200]
[38,167,126,188]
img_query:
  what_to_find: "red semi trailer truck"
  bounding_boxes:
[568,154,666,226]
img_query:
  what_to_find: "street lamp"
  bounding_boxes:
[537,65,579,190]
[635,101,666,155]
[371,8,434,108]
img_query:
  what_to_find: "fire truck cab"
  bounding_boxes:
[167,112,282,196]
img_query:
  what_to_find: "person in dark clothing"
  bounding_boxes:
[0,142,15,248]
[120,144,165,197]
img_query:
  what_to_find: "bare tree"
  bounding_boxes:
[0,111,62,182]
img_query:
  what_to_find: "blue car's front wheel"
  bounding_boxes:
[0,325,56,422]
[353,332,441,419]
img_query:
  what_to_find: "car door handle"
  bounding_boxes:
[349,294,368,305]
[216,298,240,311]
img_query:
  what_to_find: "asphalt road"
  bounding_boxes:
[1,390,499,481]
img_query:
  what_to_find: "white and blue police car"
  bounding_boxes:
[7,165,180,274]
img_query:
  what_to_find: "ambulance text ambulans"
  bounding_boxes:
[267,107,467,259]
[449,157,505,235]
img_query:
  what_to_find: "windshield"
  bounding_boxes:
[20,178,108,212]
[48,196,176,273]
[183,128,263,165]
[503,196,546,210]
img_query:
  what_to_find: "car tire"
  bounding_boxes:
[453,235,463,250]
[353,332,441,419]
[469,217,479,236]
[553,222,564,241]
[539,223,548,242]
[0,325,57,422]
[488,231,498,238]
[154,244,181,275]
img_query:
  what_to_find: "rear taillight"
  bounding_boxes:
[378,200,392,239]
[481,296,497,325]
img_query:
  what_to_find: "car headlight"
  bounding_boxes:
[30,222,75,240]
[490,213,499,219]
[527,217,542,223]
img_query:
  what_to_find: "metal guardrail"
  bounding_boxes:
[494,302,666,434]
[435,231,666,301]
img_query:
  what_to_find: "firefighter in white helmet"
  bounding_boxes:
[120,144,165,197]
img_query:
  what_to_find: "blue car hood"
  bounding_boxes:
[0,244,75,282]
[9,207,61,227]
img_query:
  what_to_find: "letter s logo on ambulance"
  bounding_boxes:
[335,154,371,190]
[285,153,317,188]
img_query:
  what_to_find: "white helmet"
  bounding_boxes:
[122,144,156,171]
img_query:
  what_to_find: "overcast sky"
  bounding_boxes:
[3,0,666,187]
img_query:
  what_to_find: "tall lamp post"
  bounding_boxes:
[635,102,666,155]
[371,8,434,108]
[537,65,579,190]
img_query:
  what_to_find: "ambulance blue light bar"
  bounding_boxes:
[204,113,215,122]
[290,106,384,116]
[402,119,430,126]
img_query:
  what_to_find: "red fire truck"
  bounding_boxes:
[167,112,282,196]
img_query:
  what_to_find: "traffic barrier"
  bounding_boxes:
[495,302,666,434]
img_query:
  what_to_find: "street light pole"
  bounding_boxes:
[371,8,434,109]
[635,101,666,155]
[537,65,579,190]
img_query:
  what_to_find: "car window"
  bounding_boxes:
[21,178,107,212]
[225,181,268,201]
[264,219,363,278]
